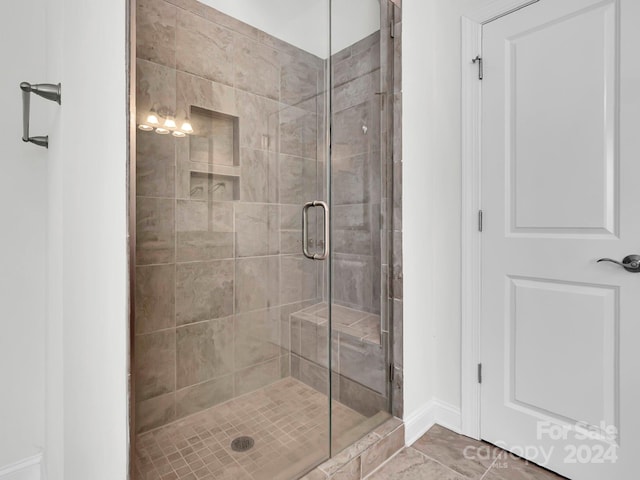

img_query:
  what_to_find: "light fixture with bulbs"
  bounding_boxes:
[147,112,159,126]
[181,120,194,135]
[137,106,195,137]
[164,116,177,129]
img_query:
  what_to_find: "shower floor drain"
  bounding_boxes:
[231,436,255,452]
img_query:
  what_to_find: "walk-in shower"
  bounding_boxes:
[130,0,402,478]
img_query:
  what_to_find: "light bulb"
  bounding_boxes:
[155,127,170,135]
[172,130,186,138]
[164,116,177,129]
[146,113,159,126]
[138,124,153,131]
[180,121,194,134]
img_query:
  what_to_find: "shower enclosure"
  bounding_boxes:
[131,0,401,478]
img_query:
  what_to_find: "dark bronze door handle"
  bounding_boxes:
[597,255,640,273]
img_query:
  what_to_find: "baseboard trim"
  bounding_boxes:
[0,453,43,480]
[404,399,462,445]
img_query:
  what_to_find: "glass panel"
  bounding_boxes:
[133,0,397,476]
[133,1,331,479]
[329,0,394,454]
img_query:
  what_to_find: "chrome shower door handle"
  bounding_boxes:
[597,254,640,273]
[302,201,315,260]
[301,201,330,261]
[315,201,330,261]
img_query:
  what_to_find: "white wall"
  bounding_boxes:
[0,0,48,473]
[45,0,130,479]
[402,0,494,436]
[402,0,441,437]
[199,0,380,57]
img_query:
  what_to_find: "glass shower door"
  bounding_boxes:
[328,0,395,454]
[132,0,396,478]
[133,1,333,479]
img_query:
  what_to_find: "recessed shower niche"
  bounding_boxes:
[182,106,240,202]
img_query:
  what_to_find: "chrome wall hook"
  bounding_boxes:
[20,82,61,148]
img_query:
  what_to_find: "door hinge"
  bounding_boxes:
[477,363,483,384]
[472,56,483,80]
[389,363,395,383]
[478,210,483,232]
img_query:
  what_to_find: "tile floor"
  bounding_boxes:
[367,424,567,480]
[135,378,367,480]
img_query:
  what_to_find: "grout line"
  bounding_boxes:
[361,446,404,480]
[479,455,499,480]
[410,447,483,480]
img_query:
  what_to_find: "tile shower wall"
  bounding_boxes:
[331,31,383,315]
[289,2,403,419]
[134,0,326,433]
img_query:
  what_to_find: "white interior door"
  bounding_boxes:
[480,0,640,478]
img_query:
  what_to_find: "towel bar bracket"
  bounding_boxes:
[20,82,61,149]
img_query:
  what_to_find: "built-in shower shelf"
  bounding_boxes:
[189,106,239,167]
[291,303,381,345]
[189,170,239,202]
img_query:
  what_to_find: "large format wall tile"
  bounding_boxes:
[280,230,302,255]
[235,309,281,369]
[177,230,234,262]
[135,392,175,433]
[235,89,280,150]
[281,53,321,108]
[175,72,237,119]
[136,197,175,265]
[235,256,279,313]
[135,330,176,401]
[137,129,176,198]
[240,148,276,203]
[176,9,234,85]
[234,35,280,101]
[334,229,373,256]
[175,374,234,418]
[333,31,381,87]
[234,203,279,257]
[137,0,176,68]
[333,255,374,311]
[280,255,318,305]
[279,106,318,159]
[333,71,378,113]
[339,333,386,395]
[175,260,234,325]
[279,155,317,205]
[332,102,375,159]
[234,357,280,396]
[177,199,233,233]
[176,199,234,261]
[333,154,369,205]
[136,59,176,125]
[135,264,175,334]
[339,374,388,418]
[280,204,302,230]
[176,316,234,388]
[291,354,329,395]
